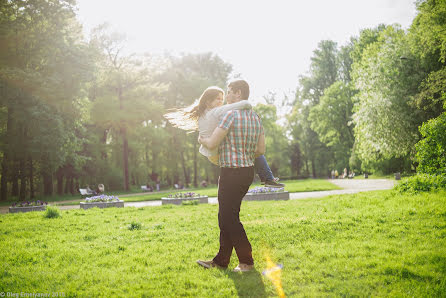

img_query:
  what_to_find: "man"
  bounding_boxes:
[197,80,265,272]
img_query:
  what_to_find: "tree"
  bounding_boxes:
[309,81,355,171]
[288,40,339,177]
[351,25,424,167]
[415,108,446,175]
[408,0,446,120]
[0,0,92,199]
[89,24,162,191]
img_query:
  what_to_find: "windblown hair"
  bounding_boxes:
[164,86,224,132]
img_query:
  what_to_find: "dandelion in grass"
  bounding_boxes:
[262,252,285,298]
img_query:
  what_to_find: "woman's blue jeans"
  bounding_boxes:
[254,155,274,182]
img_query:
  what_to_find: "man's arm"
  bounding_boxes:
[198,127,229,150]
[255,132,265,157]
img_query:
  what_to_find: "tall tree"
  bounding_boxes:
[351,25,425,166]
[288,40,339,177]
[0,0,92,199]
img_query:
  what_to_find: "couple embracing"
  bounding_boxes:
[165,79,283,272]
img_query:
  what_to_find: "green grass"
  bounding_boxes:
[0,189,445,296]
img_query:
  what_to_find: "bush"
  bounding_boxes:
[127,221,142,230]
[44,206,61,218]
[416,112,446,175]
[394,173,446,193]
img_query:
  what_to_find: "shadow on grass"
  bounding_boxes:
[226,269,267,297]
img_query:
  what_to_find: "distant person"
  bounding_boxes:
[96,184,104,194]
[164,86,283,188]
[200,180,208,187]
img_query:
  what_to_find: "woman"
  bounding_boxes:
[164,86,282,187]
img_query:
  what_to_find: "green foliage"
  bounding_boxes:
[287,40,340,177]
[127,221,142,230]
[409,0,446,64]
[394,173,446,193]
[416,111,446,175]
[1,190,445,296]
[43,206,61,219]
[309,81,355,170]
[351,25,423,163]
[254,103,290,177]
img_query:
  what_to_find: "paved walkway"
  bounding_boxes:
[1,179,396,213]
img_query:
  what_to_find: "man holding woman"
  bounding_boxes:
[165,79,280,272]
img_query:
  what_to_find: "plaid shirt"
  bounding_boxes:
[218,109,264,168]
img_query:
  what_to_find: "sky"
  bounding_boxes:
[75,0,418,107]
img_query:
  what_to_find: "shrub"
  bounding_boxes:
[44,206,61,219]
[394,173,446,193]
[416,112,446,175]
[128,221,142,231]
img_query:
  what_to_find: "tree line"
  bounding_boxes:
[0,0,444,201]
[287,0,445,178]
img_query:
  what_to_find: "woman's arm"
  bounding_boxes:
[212,100,251,118]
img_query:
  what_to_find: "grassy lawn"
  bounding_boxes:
[0,189,445,296]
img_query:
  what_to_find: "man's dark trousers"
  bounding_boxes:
[213,166,254,267]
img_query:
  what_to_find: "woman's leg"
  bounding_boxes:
[254,155,274,182]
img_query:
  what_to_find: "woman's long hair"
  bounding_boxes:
[164,86,224,132]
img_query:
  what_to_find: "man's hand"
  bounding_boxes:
[198,135,209,147]
[255,133,265,157]
[199,127,229,150]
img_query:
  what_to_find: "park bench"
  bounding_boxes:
[79,188,94,197]
[141,185,153,192]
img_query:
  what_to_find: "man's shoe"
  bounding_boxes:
[196,260,226,269]
[233,263,254,272]
[264,180,285,188]
[261,177,280,185]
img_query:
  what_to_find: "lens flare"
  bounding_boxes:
[262,253,285,298]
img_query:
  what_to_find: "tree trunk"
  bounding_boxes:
[122,127,130,191]
[180,151,189,187]
[1,106,13,201]
[101,129,108,160]
[43,172,53,196]
[118,82,130,191]
[193,141,198,188]
[29,157,35,199]
[1,154,8,201]
[56,168,64,196]
[311,158,317,178]
[11,160,19,197]
[74,179,79,195]
[19,158,26,200]
[64,175,70,194]
[68,176,74,195]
